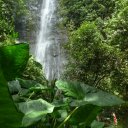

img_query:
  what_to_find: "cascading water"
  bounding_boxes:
[35,0,62,80]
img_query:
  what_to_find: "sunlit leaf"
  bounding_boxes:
[0,43,29,127]
[56,80,124,106]
[8,80,21,94]
[18,99,55,127]
[0,43,29,81]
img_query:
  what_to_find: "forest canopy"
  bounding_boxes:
[0,0,27,45]
[59,0,128,100]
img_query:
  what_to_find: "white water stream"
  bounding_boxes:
[35,0,62,80]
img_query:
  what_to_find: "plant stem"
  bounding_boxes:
[53,118,57,128]
[57,107,79,128]
[27,91,35,101]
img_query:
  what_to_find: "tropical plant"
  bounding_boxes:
[22,55,47,85]
[0,0,27,45]
[10,78,124,128]
[0,43,29,127]
[0,43,125,128]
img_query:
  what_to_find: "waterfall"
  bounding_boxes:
[35,0,62,80]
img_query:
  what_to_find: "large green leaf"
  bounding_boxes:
[56,81,91,99]
[0,43,29,81]
[56,80,124,106]
[17,78,38,89]
[17,78,48,93]
[8,80,21,94]
[0,43,29,127]
[18,99,55,127]
[0,70,23,128]
[91,120,104,128]
[69,105,101,126]
[83,90,124,106]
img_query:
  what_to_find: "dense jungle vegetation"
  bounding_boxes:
[59,0,128,97]
[0,0,128,128]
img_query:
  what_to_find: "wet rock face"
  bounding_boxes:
[15,0,42,44]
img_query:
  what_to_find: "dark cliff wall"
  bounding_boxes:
[15,0,42,45]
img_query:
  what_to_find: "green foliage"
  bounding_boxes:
[0,0,127,127]
[8,80,21,94]
[64,21,123,92]
[56,80,124,107]
[22,56,47,85]
[59,0,116,29]
[0,70,23,128]
[0,0,27,44]
[91,120,104,128]
[17,78,38,89]
[103,2,128,96]
[18,99,54,127]
[60,0,128,99]
[69,105,101,126]
[105,5,128,51]
[0,43,29,127]
[12,78,49,103]
[11,78,124,128]
[0,43,29,80]
[58,1,128,127]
